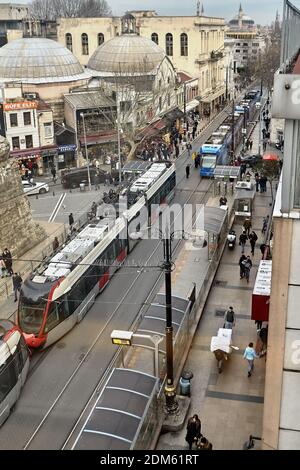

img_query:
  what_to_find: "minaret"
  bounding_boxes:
[197,0,200,16]
[275,9,280,32]
[201,3,204,16]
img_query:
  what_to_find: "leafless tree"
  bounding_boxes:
[29,0,111,19]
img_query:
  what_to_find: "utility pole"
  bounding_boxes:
[243,105,247,152]
[163,231,178,414]
[183,81,187,127]
[231,100,235,164]
[80,112,92,191]
[225,65,229,101]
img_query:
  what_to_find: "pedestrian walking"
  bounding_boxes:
[243,342,259,377]
[243,217,252,237]
[175,145,179,159]
[2,248,13,276]
[186,164,190,179]
[219,196,227,206]
[243,256,253,283]
[224,306,235,329]
[239,254,247,279]
[240,163,247,179]
[192,126,196,140]
[198,437,213,450]
[262,215,269,234]
[255,172,260,192]
[239,231,247,254]
[0,255,6,278]
[245,139,250,151]
[260,243,267,259]
[249,139,253,151]
[52,236,59,252]
[12,272,22,302]
[185,415,202,450]
[51,165,57,183]
[249,231,258,255]
[69,213,74,228]
[187,143,192,157]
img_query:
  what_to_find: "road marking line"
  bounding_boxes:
[48,193,66,223]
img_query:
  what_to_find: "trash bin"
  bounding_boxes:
[79,182,86,192]
[179,371,193,397]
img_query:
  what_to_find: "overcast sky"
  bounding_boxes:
[4,0,300,25]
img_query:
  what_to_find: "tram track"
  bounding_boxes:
[21,173,213,450]
[0,105,228,450]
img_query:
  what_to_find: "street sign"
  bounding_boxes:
[242,128,247,135]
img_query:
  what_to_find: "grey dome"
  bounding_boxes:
[0,38,90,84]
[87,34,166,76]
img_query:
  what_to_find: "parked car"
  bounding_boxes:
[61,166,117,189]
[22,180,49,195]
[239,154,262,167]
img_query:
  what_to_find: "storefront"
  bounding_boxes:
[41,147,58,171]
[57,144,77,170]
[10,145,59,175]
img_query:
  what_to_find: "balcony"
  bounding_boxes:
[195,52,210,65]
[210,50,224,61]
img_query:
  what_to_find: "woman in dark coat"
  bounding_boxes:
[185,414,201,450]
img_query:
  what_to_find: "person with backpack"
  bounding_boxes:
[248,231,258,255]
[224,306,235,329]
[12,272,22,302]
[185,414,202,450]
[239,231,248,254]
[239,254,247,279]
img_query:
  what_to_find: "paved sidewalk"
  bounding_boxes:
[156,117,275,451]
[0,220,66,319]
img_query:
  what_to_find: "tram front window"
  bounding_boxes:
[202,156,216,169]
[18,297,46,335]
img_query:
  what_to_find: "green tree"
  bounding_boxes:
[254,159,280,200]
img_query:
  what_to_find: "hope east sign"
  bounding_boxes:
[3,101,37,111]
[272,74,300,119]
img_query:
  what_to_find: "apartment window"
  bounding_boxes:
[151,33,158,45]
[166,33,173,56]
[81,33,89,55]
[44,122,53,138]
[12,136,20,149]
[98,33,104,46]
[243,43,248,46]
[23,111,31,126]
[236,49,240,53]
[243,56,247,60]
[66,33,72,52]
[25,135,33,149]
[9,113,18,127]
[236,42,241,46]
[253,43,259,47]
[180,33,188,56]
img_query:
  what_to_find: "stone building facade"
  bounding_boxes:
[57,10,226,114]
[0,136,45,256]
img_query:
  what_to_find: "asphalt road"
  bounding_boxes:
[0,107,232,450]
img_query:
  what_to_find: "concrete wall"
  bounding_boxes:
[38,110,55,147]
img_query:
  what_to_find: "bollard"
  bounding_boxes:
[230,182,234,195]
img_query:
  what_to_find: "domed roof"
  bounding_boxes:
[0,38,90,84]
[88,34,167,76]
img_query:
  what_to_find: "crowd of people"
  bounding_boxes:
[18,158,39,180]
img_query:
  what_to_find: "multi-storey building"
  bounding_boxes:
[0,3,29,47]
[262,0,300,450]
[226,4,265,73]
[57,9,226,115]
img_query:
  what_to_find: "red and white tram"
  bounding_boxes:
[18,163,176,349]
[0,320,30,426]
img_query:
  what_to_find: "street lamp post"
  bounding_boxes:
[163,231,178,414]
[116,100,122,185]
[243,105,247,152]
[80,112,92,191]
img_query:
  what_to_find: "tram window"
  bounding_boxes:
[44,303,60,333]
[0,356,17,402]
[19,335,29,366]
[57,296,71,320]
[85,265,99,293]
[68,278,86,314]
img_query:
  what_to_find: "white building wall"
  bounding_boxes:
[5,108,40,150]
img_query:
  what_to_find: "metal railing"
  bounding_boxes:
[281,0,300,66]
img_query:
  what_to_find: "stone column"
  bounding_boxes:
[0,136,46,257]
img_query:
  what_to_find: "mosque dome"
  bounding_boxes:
[87,34,167,77]
[0,38,90,84]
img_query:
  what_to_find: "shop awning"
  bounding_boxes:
[201,87,225,104]
[10,145,57,158]
[79,133,118,146]
[184,99,200,113]
[163,107,184,123]
[137,118,167,140]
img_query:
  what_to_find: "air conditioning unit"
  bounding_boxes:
[24,92,38,100]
